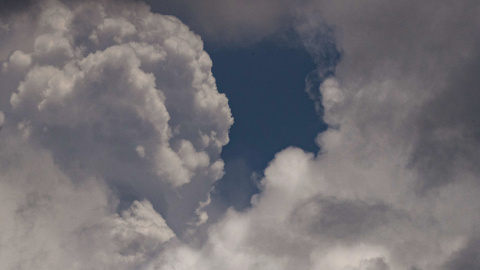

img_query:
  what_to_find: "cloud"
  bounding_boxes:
[2,0,480,269]
[289,196,404,242]
[154,1,480,269]
[0,0,35,17]
[1,0,233,236]
[144,0,306,45]
[0,133,175,269]
[0,0,233,268]
[442,238,480,270]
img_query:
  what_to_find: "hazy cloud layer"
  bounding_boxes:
[1,0,479,269]
[144,0,302,45]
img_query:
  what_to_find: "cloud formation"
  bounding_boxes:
[0,134,176,269]
[153,1,480,269]
[1,0,480,269]
[0,0,232,268]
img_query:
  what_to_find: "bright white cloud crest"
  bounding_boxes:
[1,0,480,269]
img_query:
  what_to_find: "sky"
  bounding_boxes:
[208,40,325,210]
[0,0,479,269]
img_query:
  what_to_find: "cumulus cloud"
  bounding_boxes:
[2,50,31,72]
[153,1,480,269]
[1,0,233,235]
[5,0,232,186]
[0,133,176,269]
[1,0,480,269]
[0,0,232,268]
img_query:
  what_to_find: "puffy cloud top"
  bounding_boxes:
[6,0,232,188]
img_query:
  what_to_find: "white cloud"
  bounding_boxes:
[319,77,343,112]
[106,200,175,256]
[152,1,480,269]
[90,17,137,45]
[2,50,31,72]
[0,0,232,268]
[1,0,479,269]
[3,0,232,207]
[136,145,146,158]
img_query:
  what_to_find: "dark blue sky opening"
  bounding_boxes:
[205,40,327,210]
[145,2,337,211]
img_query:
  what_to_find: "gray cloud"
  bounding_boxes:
[1,0,480,269]
[302,0,480,193]
[0,132,174,269]
[155,1,480,269]
[2,0,233,236]
[143,0,304,45]
[0,0,233,268]
[0,0,35,17]
[290,196,404,242]
[443,238,480,270]
[0,111,4,130]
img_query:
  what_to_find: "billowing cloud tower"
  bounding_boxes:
[0,0,232,268]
